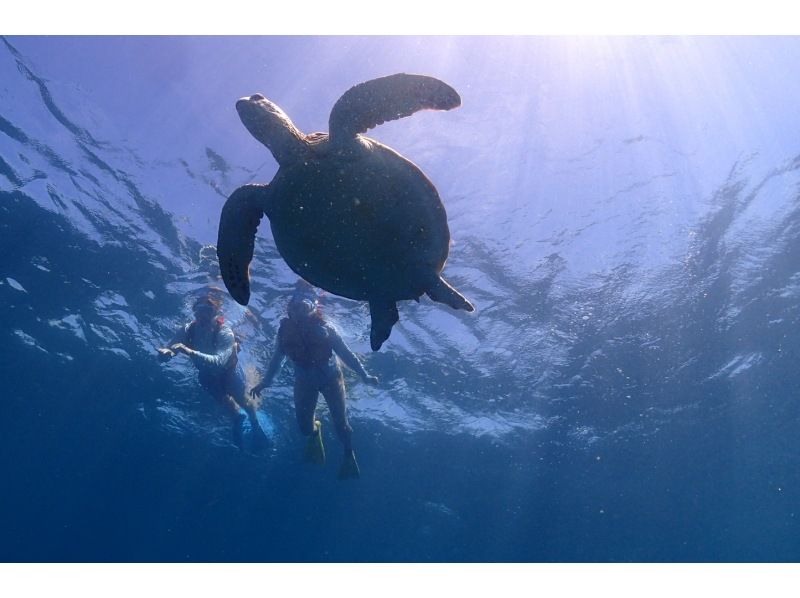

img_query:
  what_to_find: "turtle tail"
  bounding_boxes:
[217,184,270,306]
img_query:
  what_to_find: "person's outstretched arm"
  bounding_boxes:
[329,326,378,385]
[251,340,286,397]
[157,324,189,361]
[177,326,236,371]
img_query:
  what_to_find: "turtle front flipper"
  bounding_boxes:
[329,74,461,142]
[217,184,270,305]
[368,299,400,351]
[426,275,475,312]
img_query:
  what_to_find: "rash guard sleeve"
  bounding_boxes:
[189,325,236,372]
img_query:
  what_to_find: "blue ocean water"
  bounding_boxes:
[2,36,800,562]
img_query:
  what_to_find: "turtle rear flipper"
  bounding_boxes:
[217,184,270,305]
[369,299,400,351]
[329,73,461,142]
[426,275,474,312]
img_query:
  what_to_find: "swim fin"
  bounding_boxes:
[304,420,326,465]
[232,412,246,450]
[250,420,271,452]
[338,450,361,480]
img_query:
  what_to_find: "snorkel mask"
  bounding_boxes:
[288,280,319,319]
[193,295,219,321]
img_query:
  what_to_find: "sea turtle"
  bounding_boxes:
[217,73,474,351]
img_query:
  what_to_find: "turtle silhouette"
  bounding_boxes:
[217,73,474,351]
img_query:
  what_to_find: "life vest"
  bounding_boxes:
[186,316,238,371]
[278,316,333,368]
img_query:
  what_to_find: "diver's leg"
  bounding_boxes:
[295,371,325,465]
[320,369,353,454]
[226,365,268,448]
[321,369,359,479]
[217,393,242,417]
[293,370,320,437]
[201,372,242,417]
[204,381,246,449]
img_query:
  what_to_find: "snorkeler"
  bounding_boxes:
[250,281,378,480]
[157,292,269,450]
[198,244,221,281]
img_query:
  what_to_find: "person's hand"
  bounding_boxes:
[364,375,379,387]
[250,383,266,400]
[157,347,175,362]
[170,343,193,356]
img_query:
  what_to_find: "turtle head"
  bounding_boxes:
[236,94,305,165]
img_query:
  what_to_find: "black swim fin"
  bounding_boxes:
[338,450,361,480]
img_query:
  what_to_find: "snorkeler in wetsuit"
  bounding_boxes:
[157,293,269,450]
[250,281,378,479]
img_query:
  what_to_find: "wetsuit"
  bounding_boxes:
[261,316,369,452]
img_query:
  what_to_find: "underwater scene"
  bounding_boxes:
[1,36,800,562]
